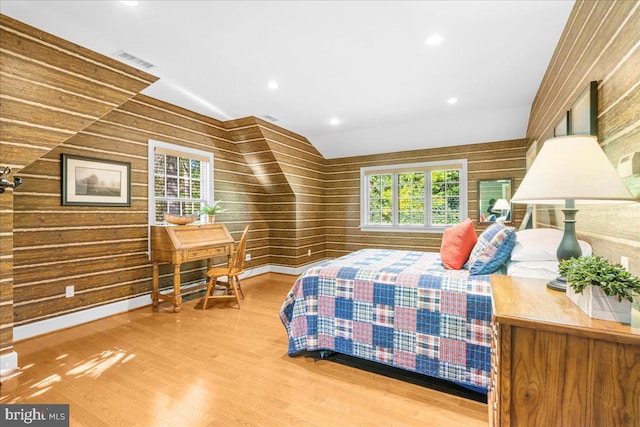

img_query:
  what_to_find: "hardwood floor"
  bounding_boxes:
[1,273,488,426]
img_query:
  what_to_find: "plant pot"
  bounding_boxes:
[632,293,640,328]
[207,214,215,224]
[566,284,631,324]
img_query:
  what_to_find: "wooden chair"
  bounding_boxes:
[201,225,249,309]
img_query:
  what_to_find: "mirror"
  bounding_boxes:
[478,179,513,223]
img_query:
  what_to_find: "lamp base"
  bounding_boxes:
[548,200,581,292]
[547,276,567,291]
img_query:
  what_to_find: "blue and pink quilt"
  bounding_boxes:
[279,249,493,393]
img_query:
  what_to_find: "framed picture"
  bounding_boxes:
[477,178,513,223]
[62,154,131,206]
[569,80,598,136]
[553,111,569,137]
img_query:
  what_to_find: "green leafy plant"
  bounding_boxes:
[559,256,640,303]
[200,200,226,215]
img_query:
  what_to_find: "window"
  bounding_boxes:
[148,140,213,224]
[360,159,467,232]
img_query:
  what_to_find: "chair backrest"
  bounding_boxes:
[229,225,250,274]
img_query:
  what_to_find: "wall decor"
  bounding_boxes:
[62,154,131,206]
[477,178,513,223]
[569,80,598,136]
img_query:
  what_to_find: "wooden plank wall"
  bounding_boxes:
[226,117,327,268]
[12,95,270,326]
[258,120,327,266]
[324,139,527,259]
[0,14,156,360]
[0,15,156,172]
[526,0,640,276]
[225,117,293,267]
[0,191,14,358]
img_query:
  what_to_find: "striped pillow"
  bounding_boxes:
[468,223,517,275]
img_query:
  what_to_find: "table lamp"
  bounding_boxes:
[511,135,636,290]
[493,198,511,217]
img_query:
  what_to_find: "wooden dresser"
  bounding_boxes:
[489,275,640,426]
[150,223,234,312]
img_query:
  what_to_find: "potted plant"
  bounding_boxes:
[200,200,226,223]
[559,256,640,324]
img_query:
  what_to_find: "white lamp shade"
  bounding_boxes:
[493,198,511,210]
[511,135,636,205]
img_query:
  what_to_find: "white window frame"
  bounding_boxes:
[147,140,214,225]
[360,159,468,233]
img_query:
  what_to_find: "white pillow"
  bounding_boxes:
[506,260,559,280]
[510,228,592,262]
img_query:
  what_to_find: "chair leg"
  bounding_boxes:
[229,276,242,307]
[236,277,245,299]
[202,275,217,310]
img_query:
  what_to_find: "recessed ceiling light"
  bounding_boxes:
[268,81,279,90]
[329,118,341,126]
[424,34,443,46]
[120,1,139,6]
[447,97,458,105]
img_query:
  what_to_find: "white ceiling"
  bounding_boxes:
[1,0,574,159]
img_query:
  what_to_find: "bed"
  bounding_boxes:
[506,228,593,280]
[279,248,494,394]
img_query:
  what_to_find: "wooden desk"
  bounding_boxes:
[489,275,640,426]
[150,223,234,312]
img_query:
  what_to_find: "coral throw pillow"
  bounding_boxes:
[440,218,477,270]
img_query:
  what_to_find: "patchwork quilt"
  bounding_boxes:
[279,249,493,393]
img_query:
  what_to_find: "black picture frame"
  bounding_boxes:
[569,80,598,136]
[62,154,131,206]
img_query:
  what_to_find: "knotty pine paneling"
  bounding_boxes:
[526,0,640,276]
[325,139,527,259]
[12,94,271,325]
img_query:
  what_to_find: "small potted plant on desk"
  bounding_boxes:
[560,256,640,324]
[200,200,226,224]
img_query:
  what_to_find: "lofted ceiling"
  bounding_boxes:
[0,0,574,159]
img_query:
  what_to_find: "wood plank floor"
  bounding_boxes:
[1,273,488,426]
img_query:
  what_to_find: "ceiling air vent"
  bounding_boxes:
[262,114,279,122]
[113,50,156,70]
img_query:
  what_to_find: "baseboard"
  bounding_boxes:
[13,294,155,342]
[13,260,330,344]
[259,259,328,276]
[0,351,19,378]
